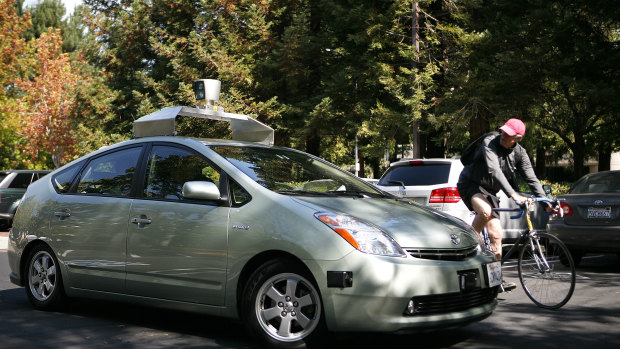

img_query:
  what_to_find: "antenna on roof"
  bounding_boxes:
[133,79,274,145]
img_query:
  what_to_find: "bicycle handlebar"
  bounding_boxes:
[493,197,560,219]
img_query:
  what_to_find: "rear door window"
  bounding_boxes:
[378,164,451,186]
[77,147,142,196]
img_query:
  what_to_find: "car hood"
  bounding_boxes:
[291,196,478,249]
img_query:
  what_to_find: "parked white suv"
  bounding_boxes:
[377,159,474,224]
[376,158,551,242]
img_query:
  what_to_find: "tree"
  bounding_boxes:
[23,0,86,52]
[447,0,620,180]
[15,29,84,168]
[0,0,32,168]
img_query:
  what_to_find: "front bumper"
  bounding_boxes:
[547,221,620,252]
[307,250,497,332]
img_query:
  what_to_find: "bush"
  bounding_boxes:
[541,180,571,196]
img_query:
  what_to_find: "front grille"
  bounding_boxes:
[406,288,497,316]
[405,246,478,261]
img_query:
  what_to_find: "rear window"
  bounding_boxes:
[570,172,620,194]
[378,164,451,186]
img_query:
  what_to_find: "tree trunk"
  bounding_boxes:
[470,105,490,141]
[598,143,612,172]
[535,145,546,179]
[572,132,587,180]
[410,3,421,158]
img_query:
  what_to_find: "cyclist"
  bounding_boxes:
[457,118,553,291]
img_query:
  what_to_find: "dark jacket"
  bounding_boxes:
[458,132,546,198]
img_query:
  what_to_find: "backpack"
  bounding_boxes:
[460,131,498,166]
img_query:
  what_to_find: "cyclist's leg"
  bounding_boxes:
[470,194,496,252]
[485,218,503,261]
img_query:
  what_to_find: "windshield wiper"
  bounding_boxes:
[326,190,390,198]
[275,190,332,196]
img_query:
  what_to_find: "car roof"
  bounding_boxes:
[0,170,51,173]
[388,158,462,168]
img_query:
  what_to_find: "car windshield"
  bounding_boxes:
[570,171,620,194]
[209,145,384,197]
[378,163,451,186]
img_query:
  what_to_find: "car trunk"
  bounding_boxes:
[561,193,620,226]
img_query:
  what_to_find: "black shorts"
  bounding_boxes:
[457,181,501,219]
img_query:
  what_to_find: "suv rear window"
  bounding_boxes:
[378,164,451,186]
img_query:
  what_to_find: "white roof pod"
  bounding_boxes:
[133,79,274,145]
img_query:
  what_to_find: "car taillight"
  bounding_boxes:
[559,202,572,216]
[429,187,461,203]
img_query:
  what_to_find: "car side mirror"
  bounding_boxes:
[182,181,221,201]
[542,184,552,195]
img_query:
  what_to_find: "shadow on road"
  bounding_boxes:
[1,253,619,348]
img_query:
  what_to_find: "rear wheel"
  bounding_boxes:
[25,244,67,310]
[241,259,325,348]
[518,233,576,310]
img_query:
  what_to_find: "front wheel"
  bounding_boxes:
[518,232,576,310]
[241,259,325,348]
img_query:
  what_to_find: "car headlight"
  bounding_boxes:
[315,212,406,257]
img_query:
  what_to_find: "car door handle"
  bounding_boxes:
[130,217,152,225]
[54,209,71,218]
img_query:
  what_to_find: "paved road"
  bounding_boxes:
[1,231,619,348]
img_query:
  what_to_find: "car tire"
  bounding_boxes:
[25,244,67,310]
[241,259,326,348]
[568,250,584,267]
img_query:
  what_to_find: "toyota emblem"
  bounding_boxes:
[450,234,461,245]
[594,200,604,205]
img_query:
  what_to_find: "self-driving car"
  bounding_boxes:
[7,80,499,348]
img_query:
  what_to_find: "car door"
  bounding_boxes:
[126,143,230,306]
[50,146,143,293]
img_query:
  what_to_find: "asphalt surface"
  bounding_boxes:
[2,230,620,348]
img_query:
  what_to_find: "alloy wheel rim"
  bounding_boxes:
[255,273,321,342]
[29,251,57,301]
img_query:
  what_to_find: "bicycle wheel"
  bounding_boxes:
[518,232,576,309]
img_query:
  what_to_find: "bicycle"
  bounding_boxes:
[481,197,576,310]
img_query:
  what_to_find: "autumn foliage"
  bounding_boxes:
[15,28,82,168]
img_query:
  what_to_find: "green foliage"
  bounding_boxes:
[23,0,85,52]
[540,180,572,196]
[443,0,620,180]
[1,0,617,177]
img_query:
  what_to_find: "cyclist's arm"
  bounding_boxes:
[483,138,518,198]
[514,145,547,198]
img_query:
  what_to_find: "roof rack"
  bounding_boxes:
[133,80,274,145]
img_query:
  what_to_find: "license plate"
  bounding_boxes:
[485,261,502,288]
[587,206,611,218]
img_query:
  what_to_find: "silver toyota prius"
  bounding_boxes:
[7,100,498,348]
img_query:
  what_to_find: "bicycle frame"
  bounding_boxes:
[492,198,554,269]
[483,197,575,309]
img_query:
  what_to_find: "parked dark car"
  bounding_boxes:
[0,170,50,229]
[547,170,620,266]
